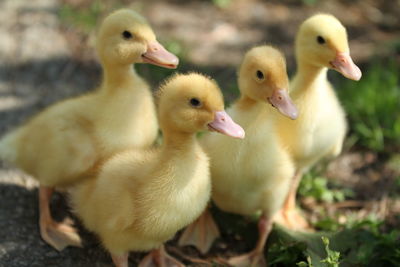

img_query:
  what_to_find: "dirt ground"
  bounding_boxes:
[0,0,399,266]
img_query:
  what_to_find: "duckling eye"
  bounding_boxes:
[122,30,133,40]
[256,70,264,80]
[189,98,201,107]
[317,35,326,44]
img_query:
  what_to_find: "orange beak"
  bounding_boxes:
[208,111,245,139]
[268,89,298,120]
[330,52,362,81]
[142,40,179,69]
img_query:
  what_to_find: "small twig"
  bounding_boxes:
[377,193,389,218]
[168,246,209,264]
[331,200,366,209]
[168,246,230,266]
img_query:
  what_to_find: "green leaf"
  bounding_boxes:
[338,60,400,152]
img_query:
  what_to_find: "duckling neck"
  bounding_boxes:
[235,95,257,110]
[101,63,140,91]
[161,130,197,155]
[236,95,278,118]
[293,61,328,94]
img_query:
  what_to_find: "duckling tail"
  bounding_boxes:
[0,130,18,163]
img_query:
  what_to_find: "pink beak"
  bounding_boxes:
[142,40,179,69]
[208,111,245,139]
[330,52,362,81]
[268,89,298,120]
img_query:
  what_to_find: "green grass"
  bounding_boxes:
[337,60,400,152]
[267,222,400,267]
[212,0,232,8]
[298,168,354,204]
[297,236,340,267]
[58,0,142,33]
[59,1,105,32]
[301,0,319,6]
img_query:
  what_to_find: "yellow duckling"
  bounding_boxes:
[0,9,178,251]
[277,14,361,229]
[179,45,297,266]
[69,73,244,267]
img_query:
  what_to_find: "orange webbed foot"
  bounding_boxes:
[275,208,311,231]
[40,217,82,251]
[178,209,220,254]
[139,246,184,267]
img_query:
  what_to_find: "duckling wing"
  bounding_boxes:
[0,97,98,186]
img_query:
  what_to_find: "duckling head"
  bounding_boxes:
[96,9,178,68]
[296,14,361,80]
[238,45,298,120]
[157,73,245,139]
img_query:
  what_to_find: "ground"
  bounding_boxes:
[0,0,399,266]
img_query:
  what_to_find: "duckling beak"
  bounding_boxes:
[330,52,362,81]
[208,111,245,139]
[142,41,179,69]
[268,89,298,120]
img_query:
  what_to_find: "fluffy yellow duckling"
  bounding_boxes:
[0,9,178,251]
[179,46,297,266]
[69,73,245,267]
[277,14,361,229]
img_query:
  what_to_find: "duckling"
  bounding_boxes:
[0,9,178,251]
[276,14,361,229]
[68,73,245,267]
[179,45,297,266]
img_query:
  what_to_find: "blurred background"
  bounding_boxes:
[0,0,399,266]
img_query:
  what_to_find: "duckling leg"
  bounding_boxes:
[111,252,129,267]
[39,186,82,251]
[178,209,220,254]
[277,172,310,230]
[227,214,271,267]
[139,245,184,267]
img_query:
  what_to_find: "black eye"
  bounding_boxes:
[256,70,264,80]
[190,98,201,107]
[122,30,133,40]
[317,35,326,44]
